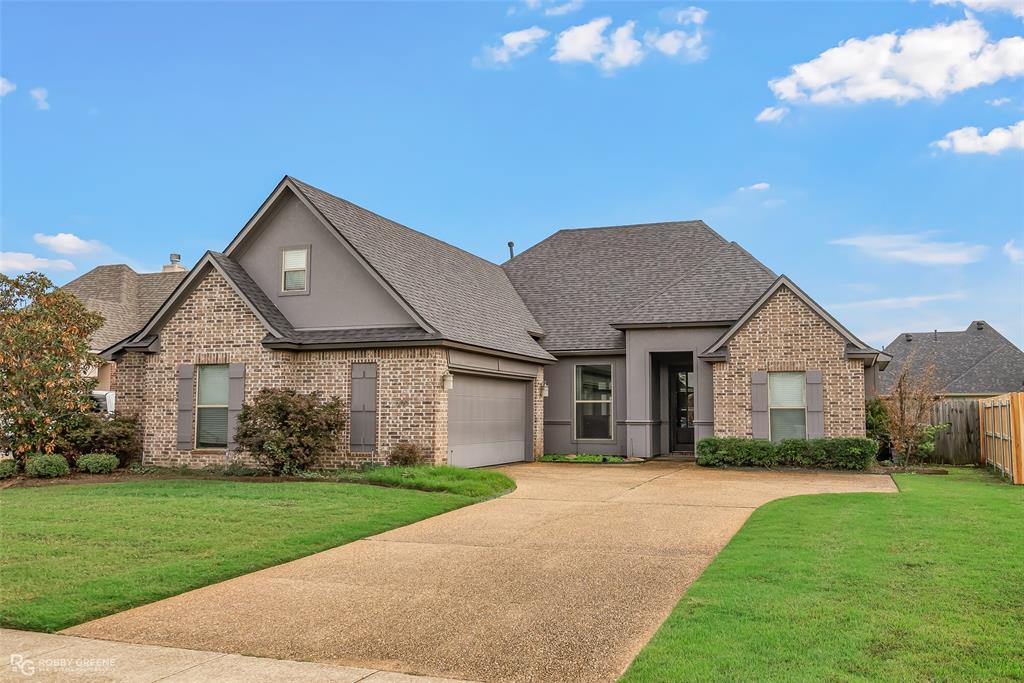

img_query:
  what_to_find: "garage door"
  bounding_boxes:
[448,373,528,468]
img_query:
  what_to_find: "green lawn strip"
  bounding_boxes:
[0,478,495,632]
[621,468,1024,683]
[541,454,626,463]
[326,465,514,498]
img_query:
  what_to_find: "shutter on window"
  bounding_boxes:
[806,370,824,438]
[227,363,246,451]
[751,371,769,439]
[351,363,377,453]
[176,364,195,450]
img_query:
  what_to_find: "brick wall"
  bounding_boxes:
[531,368,545,458]
[712,285,866,438]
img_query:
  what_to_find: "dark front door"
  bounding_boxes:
[669,366,695,451]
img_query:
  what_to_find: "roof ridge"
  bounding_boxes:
[620,241,733,317]
[553,219,716,234]
[941,344,1006,392]
[729,240,776,278]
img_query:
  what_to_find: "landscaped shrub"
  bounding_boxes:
[234,388,345,475]
[389,442,423,466]
[55,412,141,467]
[24,453,71,478]
[76,453,119,474]
[0,459,18,479]
[697,436,877,470]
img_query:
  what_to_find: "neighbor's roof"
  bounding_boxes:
[62,264,187,351]
[878,322,1024,395]
[501,221,777,352]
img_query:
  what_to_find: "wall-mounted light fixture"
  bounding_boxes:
[541,383,550,398]
[442,371,454,391]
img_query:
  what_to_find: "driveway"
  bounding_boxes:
[66,462,896,683]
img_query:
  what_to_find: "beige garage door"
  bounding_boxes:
[448,373,528,468]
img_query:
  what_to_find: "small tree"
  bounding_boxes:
[234,388,345,475]
[0,272,103,463]
[880,354,941,465]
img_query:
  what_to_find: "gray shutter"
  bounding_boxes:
[806,370,824,438]
[351,363,377,453]
[227,363,246,451]
[176,364,195,450]
[751,371,769,439]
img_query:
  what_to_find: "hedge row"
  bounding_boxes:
[696,437,878,470]
[1,452,120,479]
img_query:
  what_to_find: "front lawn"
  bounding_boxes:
[621,468,1024,682]
[0,473,510,632]
[541,454,627,463]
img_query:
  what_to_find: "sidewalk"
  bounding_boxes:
[0,629,475,682]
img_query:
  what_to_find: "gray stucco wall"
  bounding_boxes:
[544,354,627,456]
[234,189,416,329]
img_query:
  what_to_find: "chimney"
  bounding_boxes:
[162,253,187,273]
[507,241,515,259]
[904,333,913,342]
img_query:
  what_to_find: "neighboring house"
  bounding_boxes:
[103,176,889,468]
[63,257,188,390]
[878,321,1024,398]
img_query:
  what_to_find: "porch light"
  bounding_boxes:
[542,383,550,398]
[442,372,454,391]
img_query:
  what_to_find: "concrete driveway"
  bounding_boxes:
[66,462,896,683]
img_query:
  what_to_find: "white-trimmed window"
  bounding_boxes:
[575,364,613,440]
[769,371,806,441]
[281,247,309,293]
[196,364,229,448]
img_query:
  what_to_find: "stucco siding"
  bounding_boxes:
[544,355,626,456]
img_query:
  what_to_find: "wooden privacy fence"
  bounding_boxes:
[930,399,981,465]
[979,392,1024,485]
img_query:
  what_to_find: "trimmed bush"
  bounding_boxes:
[0,459,18,479]
[389,442,424,466]
[76,453,119,474]
[24,453,71,478]
[234,388,345,475]
[697,436,877,470]
[55,412,141,467]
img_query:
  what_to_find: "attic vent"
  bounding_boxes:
[975,321,985,330]
[904,333,912,342]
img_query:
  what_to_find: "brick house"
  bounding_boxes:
[104,176,888,467]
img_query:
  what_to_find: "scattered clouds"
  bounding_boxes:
[644,7,708,62]
[768,16,1024,105]
[755,105,788,123]
[987,96,1011,106]
[601,21,645,72]
[514,0,583,16]
[1005,239,1024,264]
[739,181,770,192]
[832,233,988,265]
[552,17,613,65]
[0,252,75,274]
[476,26,550,67]
[33,232,107,255]
[933,0,1024,18]
[0,77,15,97]
[544,0,583,16]
[831,291,967,310]
[932,119,1024,154]
[29,87,49,110]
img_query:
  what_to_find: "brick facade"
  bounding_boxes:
[711,285,866,438]
[113,268,544,468]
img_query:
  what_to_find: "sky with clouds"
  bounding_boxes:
[1,0,1022,349]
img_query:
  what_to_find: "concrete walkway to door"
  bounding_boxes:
[65,462,896,683]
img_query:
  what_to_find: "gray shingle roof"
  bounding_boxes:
[878,322,1024,395]
[63,265,187,351]
[207,252,295,338]
[501,221,776,352]
[288,177,553,361]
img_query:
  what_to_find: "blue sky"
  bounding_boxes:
[2,0,1022,349]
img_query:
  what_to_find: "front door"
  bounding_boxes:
[669,366,695,451]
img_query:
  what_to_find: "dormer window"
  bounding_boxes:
[281,247,309,294]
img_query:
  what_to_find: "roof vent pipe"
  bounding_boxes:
[904,333,912,342]
[162,253,187,273]
[975,321,985,330]
[507,241,515,259]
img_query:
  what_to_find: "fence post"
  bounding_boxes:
[978,400,986,464]
[1010,393,1023,486]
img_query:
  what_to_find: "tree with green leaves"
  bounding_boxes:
[0,272,103,462]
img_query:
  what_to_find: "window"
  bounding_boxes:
[575,364,613,440]
[769,371,806,442]
[281,247,309,293]
[196,364,229,448]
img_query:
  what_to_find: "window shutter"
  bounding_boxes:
[177,364,195,450]
[351,363,377,453]
[227,363,246,451]
[751,371,769,439]
[806,370,824,438]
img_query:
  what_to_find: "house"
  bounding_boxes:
[103,176,889,468]
[63,257,188,390]
[878,321,1024,398]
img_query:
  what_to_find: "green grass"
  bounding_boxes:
[541,453,626,463]
[0,476,506,632]
[621,468,1024,682]
[328,465,515,498]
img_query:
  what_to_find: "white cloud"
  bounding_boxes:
[932,119,1024,154]
[739,181,770,191]
[600,21,645,72]
[987,96,1011,105]
[1004,239,1024,264]
[769,16,1024,105]
[0,77,15,97]
[831,291,967,310]
[545,0,583,16]
[755,105,788,122]
[644,6,708,62]
[0,252,75,274]
[477,26,550,67]
[832,233,988,265]
[552,16,612,64]
[33,232,107,255]
[29,87,49,110]
[933,0,1024,18]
